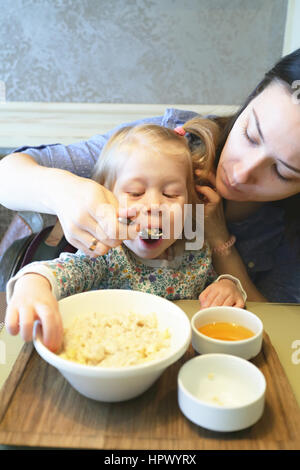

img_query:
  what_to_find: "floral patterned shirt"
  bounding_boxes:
[8,241,218,301]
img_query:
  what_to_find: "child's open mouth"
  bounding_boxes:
[138,227,164,248]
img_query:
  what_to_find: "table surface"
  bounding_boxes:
[0,293,300,450]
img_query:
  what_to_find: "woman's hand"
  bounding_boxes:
[199,279,245,309]
[194,170,230,249]
[5,274,63,352]
[50,172,138,256]
[0,155,137,255]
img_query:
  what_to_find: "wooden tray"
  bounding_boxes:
[0,332,299,450]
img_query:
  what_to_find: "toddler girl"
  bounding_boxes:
[5,118,246,351]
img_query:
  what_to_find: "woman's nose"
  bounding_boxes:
[231,162,256,185]
[231,155,266,185]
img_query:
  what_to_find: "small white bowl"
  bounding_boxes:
[191,306,263,360]
[33,289,191,402]
[178,354,266,432]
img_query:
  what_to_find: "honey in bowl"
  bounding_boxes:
[198,322,255,342]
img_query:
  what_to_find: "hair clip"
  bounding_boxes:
[174,126,186,136]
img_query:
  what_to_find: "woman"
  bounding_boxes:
[1,49,300,303]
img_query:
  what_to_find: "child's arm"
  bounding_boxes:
[211,247,267,302]
[192,243,247,308]
[5,251,109,349]
[199,276,246,309]
[7,251,109,301]
[5,273,63,352]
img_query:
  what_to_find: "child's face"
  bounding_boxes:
[113,144,189,259]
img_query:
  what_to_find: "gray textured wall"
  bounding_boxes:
[0,0,287,105]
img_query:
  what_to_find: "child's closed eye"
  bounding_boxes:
[127,192,144,198]
[163,193,179,198]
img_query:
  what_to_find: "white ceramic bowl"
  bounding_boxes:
[178,354,266,432]
[33,289,191,402]
[191,306,263,360]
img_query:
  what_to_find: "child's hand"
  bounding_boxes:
[199,279,245,309]
[5,274,63,352]
[194,170,230,249]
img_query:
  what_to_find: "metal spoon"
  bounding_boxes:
[118,217,163,239]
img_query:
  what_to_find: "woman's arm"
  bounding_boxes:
[0,109,197,252]
[0,108,198,211]
[0,152,137,255]
[0,152,74,213]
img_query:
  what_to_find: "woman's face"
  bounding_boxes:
[216,82,300,202]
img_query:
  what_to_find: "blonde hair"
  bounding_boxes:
[92,116,220,207]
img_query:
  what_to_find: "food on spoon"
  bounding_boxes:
[138,227,163,239]
[117,216,164,239]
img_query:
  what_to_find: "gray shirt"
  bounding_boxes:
[14,108,300,303]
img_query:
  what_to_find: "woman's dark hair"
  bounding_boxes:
[213,48,300,248]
